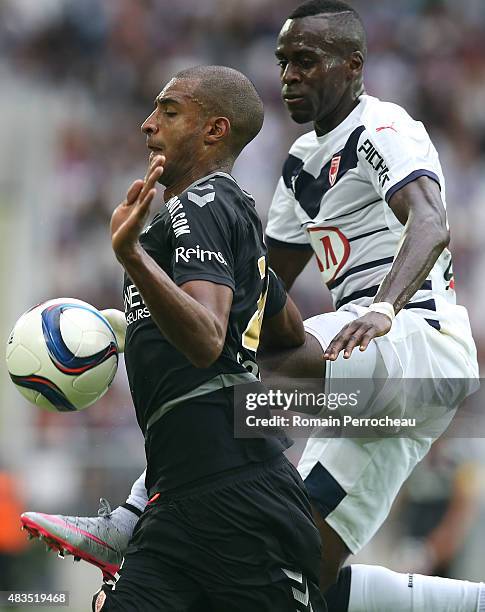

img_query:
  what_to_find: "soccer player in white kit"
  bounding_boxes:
[21,1,485,611]
[265,2,482,610]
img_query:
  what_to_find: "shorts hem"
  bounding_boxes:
[324,511,361,554]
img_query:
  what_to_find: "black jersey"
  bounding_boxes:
[122,172,289,492]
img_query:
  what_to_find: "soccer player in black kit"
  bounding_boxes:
[98,65,326,611]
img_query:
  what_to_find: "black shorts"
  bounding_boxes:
[99,455,326,611]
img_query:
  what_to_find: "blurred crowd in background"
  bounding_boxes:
[0,0,484,608]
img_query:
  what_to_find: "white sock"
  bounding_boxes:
[348,564,484,612]
[124,469,148,513]
[479,586,485,612]
[108,506,140,538]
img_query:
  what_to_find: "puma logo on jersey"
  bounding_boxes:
[376,122,397,133]
[175,245,227,265]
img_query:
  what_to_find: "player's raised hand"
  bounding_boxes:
[323,311,392,361]
[110,155,165,261]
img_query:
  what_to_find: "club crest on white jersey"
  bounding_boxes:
[328,155,341,187]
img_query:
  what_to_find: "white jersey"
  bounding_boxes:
[266,94,463,336]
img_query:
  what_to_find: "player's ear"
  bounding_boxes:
[348,51,364,76]
[204,117,231,145]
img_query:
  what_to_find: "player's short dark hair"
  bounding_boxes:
[290,0,356,19]
[174,65,264,157]
[288,0,367,59]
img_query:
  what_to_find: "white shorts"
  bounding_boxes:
[297,304,478,554]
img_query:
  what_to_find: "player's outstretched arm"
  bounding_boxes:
[375,176,449,312]
[110,155,232,368]
[325,176,449,361]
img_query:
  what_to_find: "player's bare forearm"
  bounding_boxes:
[324,177,449,361]
[118,246,230,368]
[375,177,449,313]
[260,294,305,349]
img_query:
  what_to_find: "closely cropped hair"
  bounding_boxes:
[290,0,358,20]
[289,0,367,59]
[175,65,264,157]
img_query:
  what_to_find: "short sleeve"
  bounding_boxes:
[265,161,313,250]
[166,189,236,291]
[357,119,442,204]
[263,268,287,320]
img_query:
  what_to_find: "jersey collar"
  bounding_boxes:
[185,171,239,191]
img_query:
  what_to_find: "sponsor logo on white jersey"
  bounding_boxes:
[308,226,350,284]
[358,139,390,188]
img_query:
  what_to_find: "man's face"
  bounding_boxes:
[275,16,353,125]
[141,78,206,187]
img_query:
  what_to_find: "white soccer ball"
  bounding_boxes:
[6,298,119,412]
